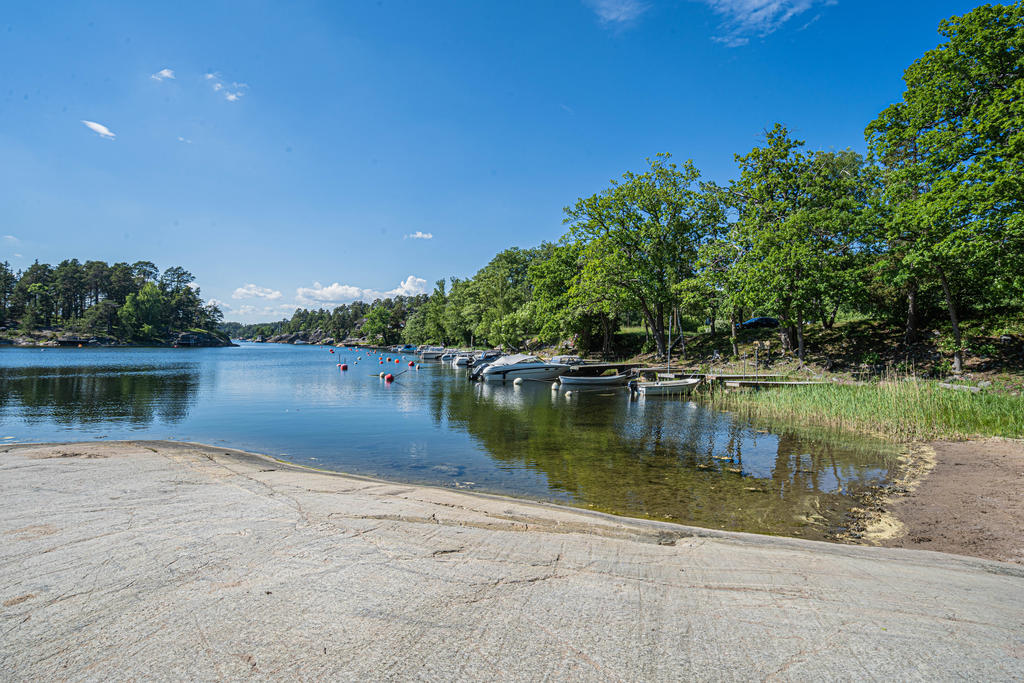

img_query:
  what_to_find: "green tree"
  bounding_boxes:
[865,3,1024,371]
[0,261,15,320]
[563,154,724,358]
[728,126,872,361]
[52,258,86,321]
[118,282,169,339]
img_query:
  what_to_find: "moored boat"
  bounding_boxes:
[478,354,569,383]
[419,346,446,360]
[559,373,632,387]
[633,378,702,396]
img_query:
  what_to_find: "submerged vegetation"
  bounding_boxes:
[228,4,1024,384]
[706,381,1024,441]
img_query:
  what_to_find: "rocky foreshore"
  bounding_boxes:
[1,440,1021,679]
[0,329,234,348]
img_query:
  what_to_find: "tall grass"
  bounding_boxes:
[702,381,1024,441]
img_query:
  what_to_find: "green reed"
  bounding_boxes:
[701,380,1024,441]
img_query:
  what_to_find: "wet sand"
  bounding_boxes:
[881,439,1024,564]
[1,440,1022,680]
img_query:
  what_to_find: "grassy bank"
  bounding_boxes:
[703,380,1024,441]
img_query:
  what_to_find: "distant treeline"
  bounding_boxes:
[221,6,1024,368]
[227,6,1024,368]
[0,259,223,340]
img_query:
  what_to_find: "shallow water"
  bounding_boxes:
[0,343,901,539]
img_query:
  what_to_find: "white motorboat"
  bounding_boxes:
[419,346,446,361]
[559,373,632,387]
[633,378,702,396]
[452,353,474,366]
[478,354,569,383]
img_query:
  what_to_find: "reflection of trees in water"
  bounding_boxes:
[0,365,199,426]
[428,380,894,539]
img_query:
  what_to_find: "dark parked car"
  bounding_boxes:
[740,317,780,329]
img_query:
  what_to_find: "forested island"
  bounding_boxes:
[0,259,230,347]
[228,4,1023,384]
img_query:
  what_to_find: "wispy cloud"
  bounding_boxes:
[697,0,836,47]
[296,276,428,306]
[586,0,650,25]
[151,68,175,81]
[404,231,433,240]
[177,136,192,144]
[205,72,248,102]
[3,235,18,244]
[81,120,116,139]
[232,283,282,300]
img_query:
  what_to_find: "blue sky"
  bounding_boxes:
[0,0,984,322]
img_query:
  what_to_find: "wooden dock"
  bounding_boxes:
[723,380,829,389]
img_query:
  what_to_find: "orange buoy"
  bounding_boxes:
[395,359,400,364]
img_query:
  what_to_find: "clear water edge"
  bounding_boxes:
[0,342,902,540]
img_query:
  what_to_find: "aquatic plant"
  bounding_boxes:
[703,380,1024,441]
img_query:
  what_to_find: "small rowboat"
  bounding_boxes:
[634,378,702,396]
[559,373,632,387]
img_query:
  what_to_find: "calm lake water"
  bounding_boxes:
[0,342,901,539]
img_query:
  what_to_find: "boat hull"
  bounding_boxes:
[636,379,701,396]
[480,365,568,383]
[559,374,631,387]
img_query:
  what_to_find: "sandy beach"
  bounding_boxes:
[1,440,1022,680]
[875,439,1024,563]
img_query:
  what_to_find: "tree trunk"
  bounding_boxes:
[675,308,685,359]
[937,265,964,374]
[600,314,613,358]
[640,303,666,358]
[904,282,918,346]
[730,314,738,357]
[795,314,805,364]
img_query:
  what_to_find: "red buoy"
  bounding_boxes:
[384,373,394,382]
[379,360,384,365]
[395,359,401,364]
[408,361,414,366]
[340,364,348,371]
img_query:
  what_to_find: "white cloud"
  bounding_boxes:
[232,283,283,300]
[697,0,835,47]
[206,72,247,102]
[177,136,192,144]
[81,120,116,139]
[586,0,650,25]
[296,276,428,306]
[206,298,228,309]
[2,235,18,243]
[404,231,433,240]
[151,68,175,81]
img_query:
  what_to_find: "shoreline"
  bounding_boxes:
[1,439,1022,678]
[6,436,1021,564]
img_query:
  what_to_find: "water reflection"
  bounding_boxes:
[0,347,899,540]
[428,377,897,539]
[0,364,199,427]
